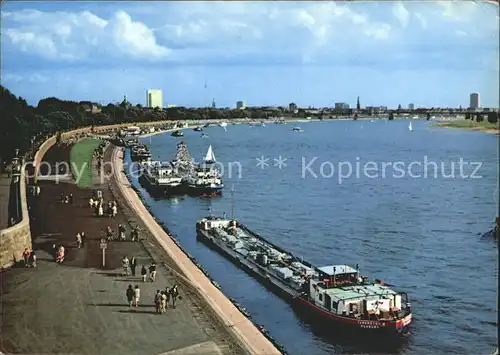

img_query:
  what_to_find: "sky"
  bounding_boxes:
[1,1,499,109]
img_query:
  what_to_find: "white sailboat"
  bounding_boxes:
[219,121,228,131]
[204,145,216,164]
[408,121,413,132]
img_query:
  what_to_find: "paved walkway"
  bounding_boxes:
[0,173,12,229]
[110,149,280,354]
[0,144,245,355]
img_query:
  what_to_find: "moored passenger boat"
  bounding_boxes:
[130,144,152,161]
[195,215,412,335]
[184,145,224,195]
[139,160,182,196]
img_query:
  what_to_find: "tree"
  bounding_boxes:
[353,113,358,120]
[426,113,431,121]
[465,113,471,120]
[388,112,394,121]
[476,114,484,122]
[487,112,498,124]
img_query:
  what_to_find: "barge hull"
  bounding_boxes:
[196,229,299,300]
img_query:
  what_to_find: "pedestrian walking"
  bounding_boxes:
[161,291,167,314]
[81,232,86,247]
[28,250,37,268]
[154,290,162,314]
[141,265,147,282]
[76,233,82,248]
[149,263,156,282]
[170,284,180,308]
[131,256,137,277]
[134,285,140,307]
[122,256,130,276]
[22,248,30,267]
[126,285,134,307]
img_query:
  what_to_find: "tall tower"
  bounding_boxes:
[356,96,360,110]
[469,93,480,109]
[212,98,216,108]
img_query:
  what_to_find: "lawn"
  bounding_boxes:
[69,139,102,188]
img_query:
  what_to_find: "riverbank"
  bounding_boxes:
[432,119,499,134]
[0,143,249,355]
[110,146,281,354]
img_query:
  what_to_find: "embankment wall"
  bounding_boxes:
[0,167,31,269]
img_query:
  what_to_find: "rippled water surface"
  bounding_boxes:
[128,120,498,354]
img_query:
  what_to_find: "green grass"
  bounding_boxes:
[433,119,499,132]
[69,139,102,188]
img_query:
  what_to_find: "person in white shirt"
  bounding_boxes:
[134,285,140,307]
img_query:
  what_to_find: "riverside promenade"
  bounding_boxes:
[109,147,281,354]
[0,143,249,355]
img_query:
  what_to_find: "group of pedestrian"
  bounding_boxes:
[30,185,41,197]
[121,256,156,282]
[125,284,181,312]
[60,192,73,204]
[22,248,37,268]
[106,224,139,241]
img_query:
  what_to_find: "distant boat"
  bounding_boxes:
[171,130,184,137]
[219,122,227,131]
[204,145,216,164]
[292,127,303,132]
[201,133,208,138]
[408,122,413,132]
[193,126,203,132]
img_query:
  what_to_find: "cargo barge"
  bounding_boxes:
[196,215,412,335]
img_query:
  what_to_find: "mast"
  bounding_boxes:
[231,184,235,220]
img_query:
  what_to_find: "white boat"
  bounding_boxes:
[139,161,183,195]
[219,121,228,131]
[408,122,413,132]
[203,145,216,164]
[184,145,224,195]
[292,126,303,132]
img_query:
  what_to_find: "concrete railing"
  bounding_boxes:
[0,164,31,269]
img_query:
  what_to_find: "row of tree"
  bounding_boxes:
[1,85,497,163]
[464,112,498,123]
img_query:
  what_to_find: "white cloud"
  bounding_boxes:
[2,9,170,61]
[393,2,410,28]
[414,12,427,29]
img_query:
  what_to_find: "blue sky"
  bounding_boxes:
[1,1,499,108]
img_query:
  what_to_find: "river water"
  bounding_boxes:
[127,120,498,354]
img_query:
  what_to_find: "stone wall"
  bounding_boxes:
[0,169,31,269]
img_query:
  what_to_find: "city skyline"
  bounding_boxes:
[1,1,499,108]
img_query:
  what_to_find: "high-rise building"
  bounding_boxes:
[356,96,361,110]
[469,93,480,109]
[334,102,349,110]
[236,101,246,109]
[146,89,163,109]
[408,103,415,110]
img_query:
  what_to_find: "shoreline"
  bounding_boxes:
[110,146,281,355]
[432,121,499,135]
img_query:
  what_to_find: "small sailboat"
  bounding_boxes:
[204,145,216,164]
[408,121,413,132]
[219,122,227,131]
